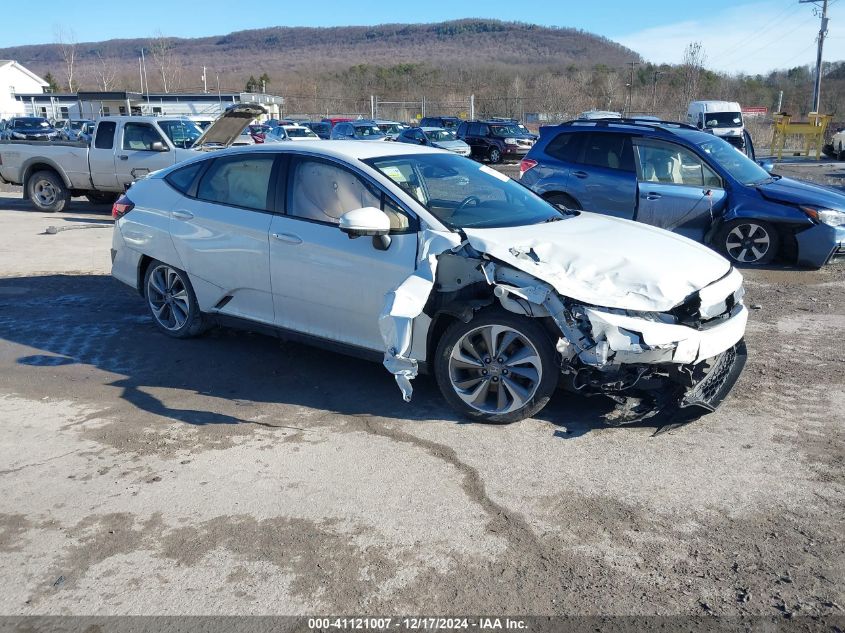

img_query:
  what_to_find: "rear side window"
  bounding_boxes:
[581,133,634,171]
[197,155,275,211]
[545,132,584,163]
[165,161,205,194]
[94,121,116,149]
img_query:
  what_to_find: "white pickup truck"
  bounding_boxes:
[0,103,265,212]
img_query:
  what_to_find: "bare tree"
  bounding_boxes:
[93,51,118,91]
[53,26,77,92]
[149,32,180,93]
[680,41,706,115]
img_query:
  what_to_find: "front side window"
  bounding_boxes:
[636,140,721,187]
[197,155,274,210]
[288,158,409,230]
[367,153,561,230]
[122,123,166,151]
[582,132,634,171]
[157,120,202,149]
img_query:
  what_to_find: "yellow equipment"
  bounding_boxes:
[771,112,832,160]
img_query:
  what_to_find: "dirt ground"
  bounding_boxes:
[0,159,842,626]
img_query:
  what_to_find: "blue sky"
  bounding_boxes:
[1,0,838,74]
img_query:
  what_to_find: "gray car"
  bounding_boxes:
[330,121,386,141]
[59,119,95,142]
[396,126,471,157]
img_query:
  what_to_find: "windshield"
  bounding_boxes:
[70,120,90,130]
[14,118,50,129]
[157,120,203,149]
[490,124,522,137]
[367,153,563,230]
[427,129,457,142]
[287,127,317,138]
[379,123,406,134]
[353,125,384,138]
[703,111,742,128]
[697,136,770,185]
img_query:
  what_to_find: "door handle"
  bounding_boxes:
[118,155,129,161]
[272,232,302,244]
[573,171,588,179]
[642,193,662,201]
[171,210,194,220]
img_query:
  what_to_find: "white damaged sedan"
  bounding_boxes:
[111,141,747,424]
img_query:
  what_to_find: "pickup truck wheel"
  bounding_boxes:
[86,192,119,205]
[718,219,780,265]
[143,261,208,339]
[28,170,68,213]
[434,309,558,424]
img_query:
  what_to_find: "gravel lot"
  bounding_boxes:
[0,159,842,624]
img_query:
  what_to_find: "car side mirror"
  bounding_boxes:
[339,207,391,249]
[150,141,168,151]
[419,137,427,145]
[757,160,774,173]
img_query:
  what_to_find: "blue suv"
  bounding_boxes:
[520,119,845,267]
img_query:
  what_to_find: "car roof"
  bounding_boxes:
[420,127,449,132]
[549,119,709,143]
[201,140,447,161]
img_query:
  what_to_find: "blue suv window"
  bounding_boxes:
[545,132,584,163]
[581,133,634,172]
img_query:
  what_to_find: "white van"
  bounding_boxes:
[687,101,745,150]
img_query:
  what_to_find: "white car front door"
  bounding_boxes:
[269,156,418,351]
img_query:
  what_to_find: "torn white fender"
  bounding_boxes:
[379,229,463,401]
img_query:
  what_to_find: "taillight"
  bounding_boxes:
[112,194,134,220]
[519,158,538,179]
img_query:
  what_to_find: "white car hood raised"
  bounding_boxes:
[462,212,731,312]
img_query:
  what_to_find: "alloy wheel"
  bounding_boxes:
[147,265,191,331]
[33,179,58,207]
[448,324,542,415]
[725,223,771,263]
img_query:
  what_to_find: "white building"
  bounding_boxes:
[0,60,48,120]
[14,90,285,121]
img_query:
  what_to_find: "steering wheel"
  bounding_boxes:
[455,195,481,213]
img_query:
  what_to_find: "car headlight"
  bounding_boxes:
[504,137,518,144]
[11,132,25,139]
[801,206,845,227]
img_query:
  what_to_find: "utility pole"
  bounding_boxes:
[651,71,663,116]
[801,0,829,113]
[626,61,639,116]
[202,66,207,94]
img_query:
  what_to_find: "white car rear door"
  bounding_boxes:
[168,153,277,324]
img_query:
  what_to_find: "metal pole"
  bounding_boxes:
[776,90,784,113]
[801,0,829,113]
[470,94,475,120]
[139,57,143,94]
[370,95,375,119]
[202,66,207,94]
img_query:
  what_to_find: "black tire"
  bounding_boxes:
[143,260,208,339]
[544,192,581,211]
[718,219,780,265]
[27,170,68,213]
[85,191,119,205]
[487,146,503,164]
[434,308,558,424]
